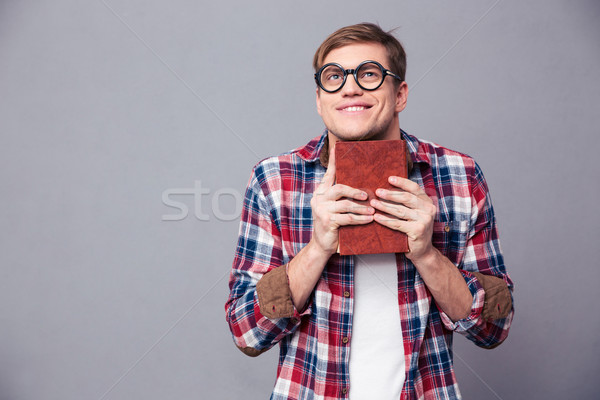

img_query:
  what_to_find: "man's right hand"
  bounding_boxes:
[309,146,375,257]
[287,145,375,311]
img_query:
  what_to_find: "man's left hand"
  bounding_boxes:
[370,176,437,261]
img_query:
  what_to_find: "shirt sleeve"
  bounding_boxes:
[225,164,309,357]
[438,162,514,349]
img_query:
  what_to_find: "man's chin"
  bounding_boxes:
[328,129,381,142]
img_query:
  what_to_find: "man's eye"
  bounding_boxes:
[359,68,382,81]
[326,73,341,81]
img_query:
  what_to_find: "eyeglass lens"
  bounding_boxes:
[320,62,384,92]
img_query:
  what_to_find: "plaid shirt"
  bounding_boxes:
[226,131,514,400]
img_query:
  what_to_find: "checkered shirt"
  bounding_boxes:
[226,131,514,400]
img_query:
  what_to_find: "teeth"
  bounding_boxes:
[343,106,366,112]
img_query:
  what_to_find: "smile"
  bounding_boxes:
[341,106,368,112]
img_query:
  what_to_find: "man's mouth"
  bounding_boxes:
[341,106,369,112]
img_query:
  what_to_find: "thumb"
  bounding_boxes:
[321,142,336,187]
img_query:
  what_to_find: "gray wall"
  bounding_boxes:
[1,0,598,399]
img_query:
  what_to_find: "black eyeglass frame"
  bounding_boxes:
[314,60,403,93]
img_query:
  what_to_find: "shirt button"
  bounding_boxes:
[343,291,350,298]
[444,224,450,232]
[342,337,349,344]
[341,388,348,395]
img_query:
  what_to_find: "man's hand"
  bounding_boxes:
[288,148,375,310]
[371,175,472,321]
[309,148,375,257]
[370,176,437,261]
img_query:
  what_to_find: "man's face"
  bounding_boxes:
[316,42,408,142]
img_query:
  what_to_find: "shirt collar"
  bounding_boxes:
[296,132,327,163]
[401,130,431,165]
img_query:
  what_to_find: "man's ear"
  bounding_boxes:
[395,81,409,113]
[316,87,322,117]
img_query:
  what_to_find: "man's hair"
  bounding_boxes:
[313,23,407,82]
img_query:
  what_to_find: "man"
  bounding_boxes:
[226,23,513,400]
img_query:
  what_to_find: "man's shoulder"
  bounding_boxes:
[250,134,325,183]
[253,135,324,170]
[404,131,478,171]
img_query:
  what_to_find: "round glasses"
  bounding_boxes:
[314,60,402,93]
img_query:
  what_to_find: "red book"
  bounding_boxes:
[335,140,409,255]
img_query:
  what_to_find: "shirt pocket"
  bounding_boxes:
[432,218,470,264]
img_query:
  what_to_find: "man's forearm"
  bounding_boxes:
[410,247,473,321]
[287,240,332,311]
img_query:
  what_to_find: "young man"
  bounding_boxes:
[226,23,513,400]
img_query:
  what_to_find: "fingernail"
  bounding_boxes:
[389,176,397,183]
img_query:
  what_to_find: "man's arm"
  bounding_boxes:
[288,149,374,310]
[372,170,513,347]
[371,177,473,321]
[225,164,297,357]
[226,150,374,356]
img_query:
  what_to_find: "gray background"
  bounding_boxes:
[1,0,599,399]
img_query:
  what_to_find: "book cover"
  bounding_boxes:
[335,139,409,255]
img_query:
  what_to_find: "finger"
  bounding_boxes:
[331,212,374,226]
[319,167,335,189]
[376,186,435,213]
[329,184,368,201]
[314,185,367,208]
[320,142,337,188]
[328,141,336,171]
[387,176,423,195]
[373,213,412,233]
[330,199,375,215]
[370,198,417,220]
[374,213,432,244]
[375,188,415,207]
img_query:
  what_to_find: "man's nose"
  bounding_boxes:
[340,75,363,96]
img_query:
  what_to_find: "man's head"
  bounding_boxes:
[313,23,409,143]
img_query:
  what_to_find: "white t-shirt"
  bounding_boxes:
[349,253,405,399]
